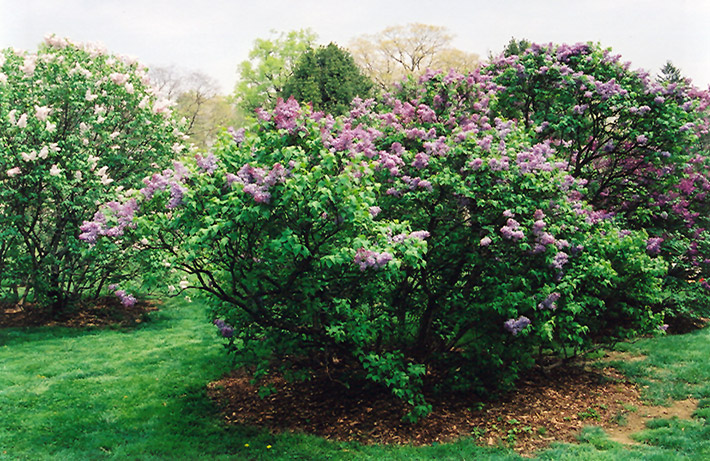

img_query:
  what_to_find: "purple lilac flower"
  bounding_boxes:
[646,237,664,255]
[480,236,492,247]
[167,182,186,209]
[412,152,429,169]
[469,158,483,170]
[228,126,246,144]
[353,248,393,271]
[114,289,136,307]
[504,316,531,336]
[416,104,437,123]
[369,206,381,217]
[195,153,218,174]
[551,252,569,270]
[273,96,301,132]
[408,230,430,240]
[500,218,524,241]
[658,324,669,332]
[477,135,493,152]
[636,135,648,145]
[538,292,561,310]
[213,319,235,338]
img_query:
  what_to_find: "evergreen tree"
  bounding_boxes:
[282,43,374,115]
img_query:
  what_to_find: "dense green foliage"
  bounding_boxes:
[282,43,374,115]
[483,42,710,324]
[234,29,318,115]
[90,58,676,419]
[0,35,186,313]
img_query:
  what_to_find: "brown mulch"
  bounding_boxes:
[0,298,158,329]
[207,359,656,455]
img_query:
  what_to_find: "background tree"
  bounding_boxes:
[348,23,479,91]
[281,43,374,115]
[150,66,243,149]
[234,29,317,114]
[657,60,685,85]
[502,37,531,57]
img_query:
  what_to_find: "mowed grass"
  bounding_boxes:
[0,299,708,460]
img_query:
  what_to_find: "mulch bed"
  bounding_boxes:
[207,361,646,455]
[0,298,158,329]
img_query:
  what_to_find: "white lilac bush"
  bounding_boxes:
[0,35,187,313]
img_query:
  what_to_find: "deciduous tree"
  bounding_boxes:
[234,29,317,114]
[348,23,479,90]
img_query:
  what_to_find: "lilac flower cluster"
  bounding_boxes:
[515,142,556,174]
[353,248,393,271]
[273,96,301,132]
[213,318,234,338]
[500,218,524,241]
[646,237,664,255]
[228,163,288,204]
[538,292,561,310]
[390,230,430,244]
[227,126,245,145]
[140,163,189,201]
[79,199,139,243]
[195,153,218,174]
[504,316,531,336]
[114,289,136,307]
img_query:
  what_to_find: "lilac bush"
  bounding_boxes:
[87,65,669,420]
[484,41,710,324]
[0,35,187,312]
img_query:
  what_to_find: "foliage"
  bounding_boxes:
[502,37,531,57]
[88,66,668,420]
[282,43,374,116]
[483,41,710,323]
[349,23,479,91]
[234,29,318,115]
[150,66,244,150]
[657,61,685,86]
[0,35,186,312]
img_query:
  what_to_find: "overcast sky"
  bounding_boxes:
[2,0,709,93]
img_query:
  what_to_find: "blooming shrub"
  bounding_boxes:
[89,68,668,420]
[483,42,710,323]
[0,35,186,312]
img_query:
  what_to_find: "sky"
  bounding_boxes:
[1,0,709,93]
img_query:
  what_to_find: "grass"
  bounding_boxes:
[1,300,709,460]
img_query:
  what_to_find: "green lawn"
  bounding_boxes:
[1,299,709,460]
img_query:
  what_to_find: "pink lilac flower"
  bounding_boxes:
[480,236,492,247]
[353,248,393,271]
[500,218,524,241]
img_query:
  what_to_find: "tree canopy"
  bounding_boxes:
[234,29,318,114]
[282,43,374,115]
[348,23,479,90]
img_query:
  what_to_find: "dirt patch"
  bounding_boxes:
[605,398,698,445]
[207,360,683,455]
[0,298,158,329]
